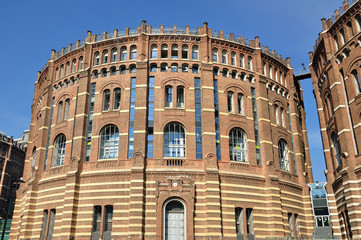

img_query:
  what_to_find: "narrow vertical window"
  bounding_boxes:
[53,134,66,166]
[235,208,244,239]
[161,44,168,58]
[55,68,59,80]
[269,67,273,79]
[94,52,100,66]
[237,93,244,114]
[177,86,184,108]
[103,206,113,239]
[251,88,261,165]
[85,83,96,162]
[102,50,108,64]
[151,45,158,59]
[99,125,119,159]
[130,45,137,60]
[248,57,252,70]
[280,107,285,127]
[120,47,127,61]
[288,104,297,174]
[246,208,254,239]
[60,64,64,78]
[240,54,244,68]
[340,28,346,44]
[279,139,289,171]
[165,86,173,107]
[275,104,279,125]
[66,61,70,75]
[147,77,155,158]
[352,69,361,95]
[288,213,294,237]
[222,50,227,64]
[195,77,202,159]
[64,99,70,120]
[356,14,361,33]
[57,101,63,122]
[347,21,354,37]
[213,80,221,160]
[275,69,278,82]
[79,56,83,70]
[231,52,236,66]
[92,206,101,240]
[40,210,48,240]
[192,45,199,59]
[334,35,339,50]
[294,214,300,237]
[72,59,76,73]
[171,44,178,59]
[111,48,117,62]
[44,97,55,169]
[262,62,266,75]
[31,147,36,177]
[212,48,218,62]
[229,128,247,162]
[332,133,341,166]
[182,45,188,59]
[47,209,56,239]
[103,89,110,111]
[128,77,136,158]
[227,91,234,113]
[113,88,121,110]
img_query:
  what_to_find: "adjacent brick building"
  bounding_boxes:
[309,0,361,239]
[11,21,315,239]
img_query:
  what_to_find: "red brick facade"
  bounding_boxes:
[309,0,361,239]
[11,21,314,239]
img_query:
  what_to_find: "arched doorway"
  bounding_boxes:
[164,200,185,239]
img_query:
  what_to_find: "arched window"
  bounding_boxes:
[161,44,168,58]
[182,64,188,72]
[151,45,158,59]
[79,56,83,70]
[102,50,108,64]
[150,64,157,72]
[232,71,237,79]
[111,48,117,62]
[235,208,244,239]
[103,89,110,111]
[71,59,76,73]
[340,28,346,45]
[55,68,59,80]
[182,45,188,59]
[171,63,178,72]
[57,101,63,122]
[66,61,70,75]
[275,104,279,125]
[120,47,127,61]
[222,50,228,64]
[356,14,361,33]
[192,45,199,59]
[30,147,36,177]
[269,67,273,79]
[278,139,289,171]
[119,65,126,74]
[60,64,64,78]
[231,52,236,66]
[240,54,244,68]
[334,35,339,51]
[99,125,119,159]
[171,44,178,59]
[192,65,199,73]
[212,48,218,62]
[110,66,116,76]
[164,200,185,239]
[129,64,136,73]
[177,86,184,107]
[130,45,137,60]
[262,62,266,75]
[92,70,98,79]
[101,68,107,77]
[53,134,66,166]
[352,69,361,95]
[222,68,228,77]
[227,91,234,112]
[332,132,341,166]
[238,93,244,114]
[325,94,334,120]
[161,63,168,72]
[280,74,283,85]
[229,128,247,162]
[347,21,354,36]
[94,52,100,66]
[280,107,285,127]
[213,67,219,76]
[165,86,173,107]
[113,88,121,110]
[275,69,278,82]
[64,99,70,120]
[164,122,186,157]
[248,57,253,70]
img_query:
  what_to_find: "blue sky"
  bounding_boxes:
[0,0,345,181]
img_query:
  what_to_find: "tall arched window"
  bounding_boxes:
[79,56,83,70]
[229,128,247,162]
[120,47,127,61]
[130,45,137,60]
[113,88,121,110]
[275,104,279,125]
[151,45,158,59]
[30,147,36,177]
[240,54,244,68]
[352,69,361,95]
[171,44,178,59]
[53,134,66,166]
[182,45,188,59]
[161,44,168,58]
[164,200,185,239]
[231,52,236,66]
[192,45,199,59]
[64,99,70,120]
[165,86,173,107]
[280,107,285,127]
[66,61,70,75]
[164,122,185,157]
[71,59,76,73]
[99,125,119,159]
[102,50,108,64]
[278,139,289,171]
[94,52,100,66]
[356,14,361,33]
[111,48,117,62]
[103,89,110,111]
[60,64,64,78]
[55,67,59,80]
[235,208,244,239]
[57,101,63,122]
[275,69,278,82]
[248,57,253,70]
[177,86,184,108]
[212,48,218,62]
[332,133,341,167]
[334,35,339,50]
[238,93,244,114]
[340,28,346,45]
[227,91,234,113]
[347,21,354,36]
[222,50,227,64]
